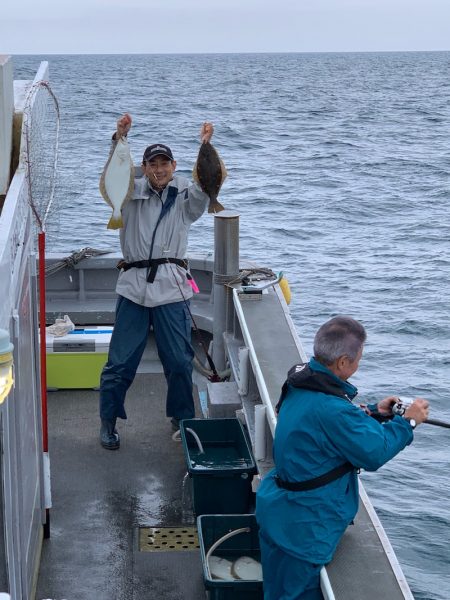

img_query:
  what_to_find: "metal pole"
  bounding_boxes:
[213,210,240,371]
[38,231,51,538]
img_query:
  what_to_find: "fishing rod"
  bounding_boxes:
[176,267,283,379]
[424,418,450,429]
[170,266,224,383]
[393,397,450,429]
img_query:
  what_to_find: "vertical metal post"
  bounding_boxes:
[213,210,240,371]
[38,232,51,538]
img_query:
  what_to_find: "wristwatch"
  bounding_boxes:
[405,417,417,429]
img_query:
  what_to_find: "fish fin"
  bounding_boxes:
[107,214,124,229]
[219,157,228,182]
[192,161,200,184]
[208,199,225,214]
[99,175,114,208]
[123,163,135,205]
[99,143,118,207]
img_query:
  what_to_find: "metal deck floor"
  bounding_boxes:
[36,373,207,600]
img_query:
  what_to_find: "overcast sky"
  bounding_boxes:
[2,0,450,54]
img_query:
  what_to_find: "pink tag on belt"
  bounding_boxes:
[186,273,200,293]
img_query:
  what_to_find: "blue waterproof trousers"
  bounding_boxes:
[259,533,324,600]
[99,295,195,421]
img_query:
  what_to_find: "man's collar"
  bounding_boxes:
[146,177,174,197]
[309,357,358,400]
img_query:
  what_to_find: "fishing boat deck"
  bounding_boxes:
[36,373,208,600]
[37,269,415,600]
[327,488,411,600]
[35,349,412,600]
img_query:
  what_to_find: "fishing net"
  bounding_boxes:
[21,80,60,239]
[20,79,60,538]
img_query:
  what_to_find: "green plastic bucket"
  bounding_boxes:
[197,514,263,600]
[180,418,257,516]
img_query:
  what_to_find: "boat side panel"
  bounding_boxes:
[12,249,45,598]
[0,133,45,598]
[45,253,214,330]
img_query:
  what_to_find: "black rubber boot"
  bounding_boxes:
[100,418,120,450]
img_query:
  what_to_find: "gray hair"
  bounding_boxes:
[313,316,366,366]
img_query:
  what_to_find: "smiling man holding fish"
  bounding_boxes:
[99,114,223,450]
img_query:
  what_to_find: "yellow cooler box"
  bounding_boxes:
[46,327,113,389]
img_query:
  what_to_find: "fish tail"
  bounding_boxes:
[208,199,225,214]
[107,213,124,229]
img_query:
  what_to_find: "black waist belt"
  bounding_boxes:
[275,462,355,492]
[117,258,188,283]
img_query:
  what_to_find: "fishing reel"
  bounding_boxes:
[391,397,413,416]
[392,397,450,430]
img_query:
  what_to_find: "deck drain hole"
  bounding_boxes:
[139,526,200,552]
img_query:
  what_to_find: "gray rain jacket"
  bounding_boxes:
[115,165,209,308]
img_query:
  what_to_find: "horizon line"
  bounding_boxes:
[7,49,450,56]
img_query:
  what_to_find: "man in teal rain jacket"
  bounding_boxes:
[255,315,429,600]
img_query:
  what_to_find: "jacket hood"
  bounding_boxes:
[276,357,358,413]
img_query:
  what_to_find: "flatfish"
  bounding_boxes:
[231,556,263,580]
[193,142,227,213]
[99,136,135,229]
[209,556,234,580]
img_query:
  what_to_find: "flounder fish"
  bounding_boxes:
[208,555,263,581]
[99,135,135,229]
[193,141,227,213]
[209,556,234,580]
[231,556,263,580]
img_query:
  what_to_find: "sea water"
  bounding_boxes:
[13,52,450,600]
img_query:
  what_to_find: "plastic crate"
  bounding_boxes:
[198,514,263,600]
[180,418,256,516]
